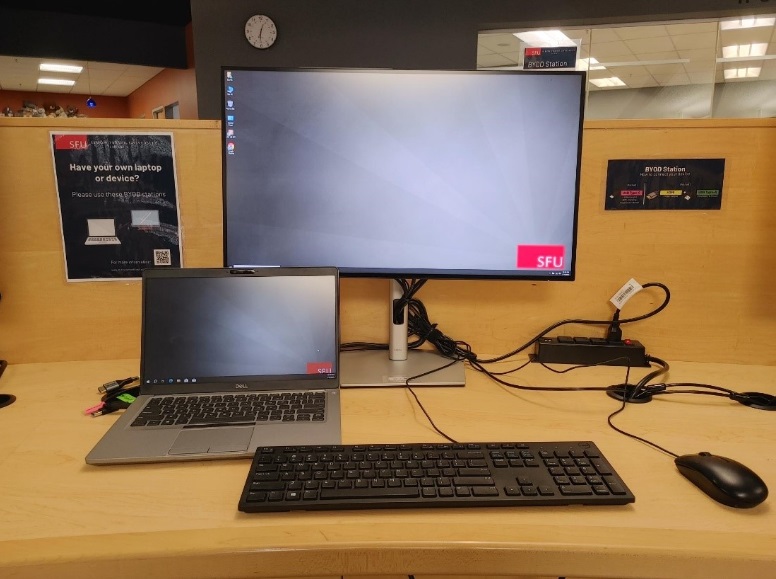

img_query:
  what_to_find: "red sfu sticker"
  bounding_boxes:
[516,245,565,269]
[54,134,88,150]
[306,362,333,374]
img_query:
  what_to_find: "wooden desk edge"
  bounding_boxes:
[0,525,773,579]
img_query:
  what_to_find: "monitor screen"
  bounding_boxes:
[222,68,585,280]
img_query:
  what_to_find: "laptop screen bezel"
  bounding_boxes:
[138,267,340,395]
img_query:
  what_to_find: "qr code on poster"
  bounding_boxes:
[153,249,172,266]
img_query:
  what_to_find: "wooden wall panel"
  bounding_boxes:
[1,118,774,367]
[0,119,221,364]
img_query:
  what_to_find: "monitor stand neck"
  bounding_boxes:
[339,280,466,388]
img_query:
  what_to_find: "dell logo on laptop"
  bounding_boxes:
[235,383,248,389]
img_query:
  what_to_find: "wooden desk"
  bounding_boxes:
[0,359,773,579]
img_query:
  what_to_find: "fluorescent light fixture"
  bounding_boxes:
[38,78,76,86]
[722,43,768,58]
[39,63,83,74]
[724,67,762,79]
[514,30,576,47]
[590,77,626,88]
[720,16,776,30]
[578,57,606,71]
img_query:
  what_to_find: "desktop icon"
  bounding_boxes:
[226,71,233,81]
[226,100,234,108]
[226,129,235,138]
[227,142,236,154]
[226,85,235,95]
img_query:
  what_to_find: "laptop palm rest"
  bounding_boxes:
[168,427,253,455]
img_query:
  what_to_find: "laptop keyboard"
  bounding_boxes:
[238,441,635,512]
[130,391,326,428]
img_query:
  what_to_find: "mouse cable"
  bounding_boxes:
[399,353,659,447]
[604,356,681,458]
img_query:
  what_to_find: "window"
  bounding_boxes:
[478,16,776,119]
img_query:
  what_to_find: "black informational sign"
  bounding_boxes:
[605,159,725,211]
[523,46,578,70]
[50,132,182,280]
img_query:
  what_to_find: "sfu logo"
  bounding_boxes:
[516,245,566,269]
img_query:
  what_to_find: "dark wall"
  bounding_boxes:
[191,0,776,119]
[0,6,188,69]
[190,0,478,119]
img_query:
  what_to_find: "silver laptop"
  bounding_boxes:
[86,267,342,465]
[85,218,121,245]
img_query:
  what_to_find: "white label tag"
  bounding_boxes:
[610,278,643,310]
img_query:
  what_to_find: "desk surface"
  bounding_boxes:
[0,358,774,579]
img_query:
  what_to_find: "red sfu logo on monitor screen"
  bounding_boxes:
[516,245,565,269]
[307,361,333,374]
[54,134,88,150]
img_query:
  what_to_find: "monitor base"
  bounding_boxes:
[340,350,465,388]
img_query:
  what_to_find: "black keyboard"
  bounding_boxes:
[130,391,326,428]
[238,441,635,512]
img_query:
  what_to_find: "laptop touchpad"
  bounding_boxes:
[168,427,253,455]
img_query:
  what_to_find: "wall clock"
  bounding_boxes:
[245,14,277,49]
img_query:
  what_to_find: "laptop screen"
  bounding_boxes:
[140,268,339,391]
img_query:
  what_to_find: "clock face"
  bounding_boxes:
[245,14,277,49]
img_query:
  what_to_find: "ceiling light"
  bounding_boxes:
[724,66,762,79]
[38,78,76,86]
[578,57,606,71]
[514,30,576,47]
[590,77,627,88]
[720,16,776,30]
[39,63,83,74]
[722,43,768,58]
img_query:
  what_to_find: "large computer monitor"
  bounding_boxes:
[221,67,586,386]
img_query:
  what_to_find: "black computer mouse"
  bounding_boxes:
[674,452,769,508]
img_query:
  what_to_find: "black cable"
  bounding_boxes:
[606,399,679,459]
[481,358,533,376]
[470,356,635,393]
[538,356,634,374]
[645,381,776,410]
[341,280,671,371]
[405,385,458,444]
[476,282,671,364]
[98,375,139,396]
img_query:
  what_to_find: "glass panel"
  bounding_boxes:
[479,17,776,119]
[713,14,776,117]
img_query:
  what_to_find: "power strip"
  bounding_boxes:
[533,336,649,367]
